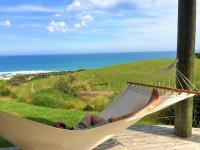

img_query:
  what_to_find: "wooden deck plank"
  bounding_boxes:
[0,125,199,150]
[95,125,200,150]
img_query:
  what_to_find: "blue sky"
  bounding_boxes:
[0,0,199,55]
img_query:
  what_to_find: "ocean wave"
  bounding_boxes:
[0,70,53,77]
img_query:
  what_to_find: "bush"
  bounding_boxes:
[0,81,11,96]
[9,75,28,85]
[31,89,66,108]
[54,74,91,95]
[10,92,18,99]
[195,53,200,59]
[158,96,200,127]
[54,76,77,95]
[18,96,31,103]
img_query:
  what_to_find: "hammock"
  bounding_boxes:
[0,83,198,150]
[1,60,200,150]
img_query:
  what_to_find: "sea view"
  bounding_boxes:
[0,51,176,75]
[1,0,200,149]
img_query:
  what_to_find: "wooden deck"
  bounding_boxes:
[1,125,200,150]
[95,125,200,150]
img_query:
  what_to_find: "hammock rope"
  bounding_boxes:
[176,68,200,91]
[153,67,172,87]
[176,69,193,91]
[142,59,200,94]
[176,73,184,90]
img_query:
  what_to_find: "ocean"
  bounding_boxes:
[0,51,176,75]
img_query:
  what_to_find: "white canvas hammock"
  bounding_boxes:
[0,83,198,150]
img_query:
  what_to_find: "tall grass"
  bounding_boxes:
[29,88,114,112]
[28,88,87,110]
[31,89,66,108]
[0,81,11,96]
[86,97,112,112]
[54,74,91,95]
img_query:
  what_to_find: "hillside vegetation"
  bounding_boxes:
[1,58,200,114]
[11,58,200,93]
[0,58,200,147]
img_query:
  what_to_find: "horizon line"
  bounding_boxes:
[0,50,178,57]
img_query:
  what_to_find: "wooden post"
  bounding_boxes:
[175,0,196,138]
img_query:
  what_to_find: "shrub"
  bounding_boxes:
[9,75,28,85]
[0,81,11,96]
[54,76,71,94]
[10,92,18,99]
[54,74,91,95]
[158,96,200,127]
[195,53,200,59]
[73,80,91,92]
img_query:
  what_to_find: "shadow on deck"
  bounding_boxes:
[95,125,200,150]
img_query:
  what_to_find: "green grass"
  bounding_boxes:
[0,98,167,148]
[1,58,200,147]
[9,58,200,112]
[0,100,88,147]
[12,58,200,96]
[0,100,87,126]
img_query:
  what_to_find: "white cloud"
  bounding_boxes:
[73,14,93,30]
[66,0,119,12]
[133,0,199,10]
[47,21,68,33]
[0,4,59,13]
[89,0,118,9]
[73,23,82,30]
[81,14,93,25]
[66,0,176,11]
[87,0,178,13]
[48,14,93,33]
[0,20,12,27]
[67,0,81,11]
[55,13,62,17]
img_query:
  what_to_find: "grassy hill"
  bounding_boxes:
[0,58,200,147]
[13,58,200,95]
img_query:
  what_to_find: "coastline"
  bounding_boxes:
[0,52,177,81]
[0,71,53,80]
[0,69,85,80]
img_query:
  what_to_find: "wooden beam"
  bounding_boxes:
[127,81,200,95]
[175,0,196,138]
